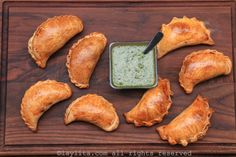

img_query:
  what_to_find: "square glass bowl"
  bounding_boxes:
[109,41,158,89]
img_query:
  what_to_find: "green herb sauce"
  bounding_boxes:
[111,44,156,88]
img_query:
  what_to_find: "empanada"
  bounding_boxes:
[21,80,72,132]
[179,49,232,94]
[157,95,213,146]
[124,78,173,127]
[157,16,214,59]
[64,94,119,132]
[28,15,83,68]
[66,32,107,88]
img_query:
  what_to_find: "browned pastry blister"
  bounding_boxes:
[124,78,173,127]
[28,15,83,68]
[157,16,214,59]
[64,94,119,132]
[66,32,107,88]
[157,95,213,146]
[179,49,232,94]
[21,80,72,132]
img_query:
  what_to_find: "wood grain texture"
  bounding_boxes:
[0,0,236,156]
[0,0,3,153]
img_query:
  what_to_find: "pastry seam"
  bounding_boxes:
[66,32,107,88]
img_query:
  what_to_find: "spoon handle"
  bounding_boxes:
[143,32,163,54]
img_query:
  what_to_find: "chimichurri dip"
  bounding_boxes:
[110,42,157,89]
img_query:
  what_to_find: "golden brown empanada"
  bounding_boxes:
[64,94,119,132]
[157,95,213,146]
[124,78,173,127]
[179,49,232,94]
[66,32,107,88]
[21,80,72,132]
[28,15,83,68]
[157,16,214,59]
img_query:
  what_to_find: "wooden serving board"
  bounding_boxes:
[0,0,236,156]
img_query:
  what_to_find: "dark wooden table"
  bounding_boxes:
[0,0,236,156]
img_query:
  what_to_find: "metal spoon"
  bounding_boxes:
[143,32,163,54]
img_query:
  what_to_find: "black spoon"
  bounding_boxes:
[143,32,163,54]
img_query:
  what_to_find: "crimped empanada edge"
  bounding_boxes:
[184,16,214,45]
[124,115,164,127]
[21,99,37,132]
[28,15,84,68]
[179,96,214,146]
[28,36,45,68]
[166,16,215,45]
[21,80,72,132]
[66,32,107,89]
[156,95,214,147]
[124,78,173,127]
[157,16,214,59]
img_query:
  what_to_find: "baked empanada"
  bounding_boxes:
[64,94,119,131]
[179,49,232,94]
[157,16,214,59]
[124,78,173,127]
[157,95,213,146]
[21,80,72,132]
[28,15,83,68]
[66,32,107,88]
